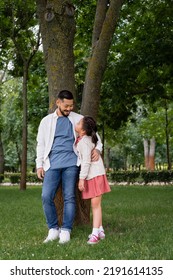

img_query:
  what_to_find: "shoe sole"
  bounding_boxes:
[59,240,70,244]
[87,240,100,245]
[88,235,105,240]
[43,237,59,243]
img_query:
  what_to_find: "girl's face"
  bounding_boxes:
[75,118,84,134]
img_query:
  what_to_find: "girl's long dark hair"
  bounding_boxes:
[82,116,98,145]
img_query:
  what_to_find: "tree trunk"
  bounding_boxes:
[144,138,149,170]
[36,0,76,111]
[36,0,91,225]
[105,147,110,171]
[149,137,155,171]
[143,138,155,171]
[0,67,7,180]
[20,62,28,191]
[0,133,4,182]
[81,0,124,119]
[165,101,171,170]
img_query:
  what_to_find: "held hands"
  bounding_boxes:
[37,167,45,180]
[78,179,85,192]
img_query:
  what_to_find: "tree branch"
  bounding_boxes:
[92,0,109,48]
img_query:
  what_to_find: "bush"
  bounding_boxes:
[9,174,20,184]
[0,173,4,183]
[1,171,173,185]
[0,173,40,184]
[108,170,173,184]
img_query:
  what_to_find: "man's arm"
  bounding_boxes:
[35,120,45,178]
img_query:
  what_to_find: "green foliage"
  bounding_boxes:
[27,51,49,133]
[100,0,173,130]
[0,172,40,184]
[8,173,20,184]
[108,170,173,184]
[0,0,38,75]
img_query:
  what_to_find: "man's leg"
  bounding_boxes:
[42,168,61,229]
[59,166,79,243]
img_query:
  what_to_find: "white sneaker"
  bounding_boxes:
[59,230,70,244]
[43,228,60,243]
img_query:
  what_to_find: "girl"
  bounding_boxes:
[75,116,111,244]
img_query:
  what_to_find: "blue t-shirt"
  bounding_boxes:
[49,116,77,169]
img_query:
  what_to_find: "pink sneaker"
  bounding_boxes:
[99,231,105,240]
[87,234,100,244]
[88,231,105,240]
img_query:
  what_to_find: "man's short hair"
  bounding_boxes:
[56,90,74,100]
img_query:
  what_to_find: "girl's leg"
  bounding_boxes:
[87,195,102,244]
[91,195,102,228]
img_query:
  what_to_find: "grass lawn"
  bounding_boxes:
[0,184,173,260]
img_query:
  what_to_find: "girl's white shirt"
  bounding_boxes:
[76,135,106,180]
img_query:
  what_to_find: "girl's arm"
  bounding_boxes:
[78,138,93,180]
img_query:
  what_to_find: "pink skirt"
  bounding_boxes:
[82,175,111,199]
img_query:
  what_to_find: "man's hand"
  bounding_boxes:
[78,179,85,192]
[91,149,100,162]
[37,167,45,180]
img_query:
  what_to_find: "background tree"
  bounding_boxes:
[100,0,173,131]
[81,0,124,119]
[0,0,41,189]
[36,0,76,110]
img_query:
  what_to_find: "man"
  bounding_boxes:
[36,90,102,244]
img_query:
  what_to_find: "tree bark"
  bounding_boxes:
[0,68,7,180]
[165,101,171,170]
[81,0,124,119]
[105,147,110,171]
[0,133,4,182]
[20,62,28,191]
[144,138,149,170]
[36,0,76,111]
[149,137,155,171]
[143,138,155,171]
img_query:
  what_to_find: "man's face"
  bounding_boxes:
[56,98,74,116]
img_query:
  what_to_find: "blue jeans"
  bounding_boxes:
[42,166,79,232]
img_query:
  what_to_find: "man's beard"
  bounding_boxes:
[59,107,70,117]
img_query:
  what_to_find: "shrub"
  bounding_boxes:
[0,173,40,184]
[0,173,4,183]
[9,174,20,184]
[108,170,173,184]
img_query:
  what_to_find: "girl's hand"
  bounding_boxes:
[78,179,85,192]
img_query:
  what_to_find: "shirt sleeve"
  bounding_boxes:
[95,132,103,153]
[35,119,45,169]
[77,138,93,179]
